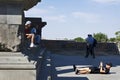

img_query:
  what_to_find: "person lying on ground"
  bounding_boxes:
[73,62,112,74]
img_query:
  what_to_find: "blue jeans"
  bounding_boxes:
[35,35,41,44]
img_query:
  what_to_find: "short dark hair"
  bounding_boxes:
[106,63,112,67]
[88,34,92,37]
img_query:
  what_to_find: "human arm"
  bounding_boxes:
[99,62,106,73]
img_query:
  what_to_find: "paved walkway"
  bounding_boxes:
[51,54,120,80]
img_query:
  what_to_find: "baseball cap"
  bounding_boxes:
[25,21,31,25]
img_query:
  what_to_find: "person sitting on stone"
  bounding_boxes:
[25,21,36,47]
[73,61,112,74]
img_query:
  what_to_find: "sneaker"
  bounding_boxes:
[73,65,76,71]
[75,70,79,74]
[30,43,34,47]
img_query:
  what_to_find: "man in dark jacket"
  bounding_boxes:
[85,34,97,58]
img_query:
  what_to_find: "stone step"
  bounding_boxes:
[0,52,24,57]
[0,56,29,63]
[0,48,46,80]
[0,70,36,80]
[0,52,32,64]
[0,63,35,70]
[0,52,36,80]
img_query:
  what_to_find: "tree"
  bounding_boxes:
[115,31,120,41]
[115,31,120,49]
[64,38,68,40]
[93,32,108,42]
[108,37,116,42]
[74,37,85,42]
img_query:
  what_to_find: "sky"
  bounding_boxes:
[25,0,120,40]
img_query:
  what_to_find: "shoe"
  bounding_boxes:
[73,65,76,71]
[30,43,34,47]
[75,70,79,74]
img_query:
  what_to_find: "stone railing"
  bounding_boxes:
[42,40,119,55]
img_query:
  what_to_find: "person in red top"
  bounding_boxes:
[25,21,35,47]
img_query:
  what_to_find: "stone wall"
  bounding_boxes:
[0,24,21,51]
[0,3,23,51]
[42,40,119,55]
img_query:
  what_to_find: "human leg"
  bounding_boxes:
[26,34,35,47]
[30,34,34,43]
[73,65,91,74]
[90,46,95,58]
[35,35,41,45]
[85,46,89,58]
[76,67,90,74]
[73,65,76,71]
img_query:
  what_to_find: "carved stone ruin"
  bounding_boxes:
[0,0,41,51]
[0,1,44,80]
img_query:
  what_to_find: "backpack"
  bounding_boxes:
[31,28,36,34]
[93,39,97,47]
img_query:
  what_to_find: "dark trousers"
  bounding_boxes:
[85,44,95,58]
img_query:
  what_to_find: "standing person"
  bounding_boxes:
[85,34,96,58]
[25,21,35,48]
[73,62,112,74]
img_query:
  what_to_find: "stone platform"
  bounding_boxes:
[0,52,36,80]
[0,47,47,80]
[50,53,120,80]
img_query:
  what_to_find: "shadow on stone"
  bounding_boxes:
[56,77,89,80]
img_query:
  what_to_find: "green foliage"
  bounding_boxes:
[74,37,85,42]
[68,31,120,43]
[115,31,120,41]
[64,38,68,40]
[108,38,116,42]
[93,32,108,42]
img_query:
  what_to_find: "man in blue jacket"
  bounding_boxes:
[85,34,97,58]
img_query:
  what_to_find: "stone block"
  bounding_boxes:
[0,70,36,80]
[0,15,7,24]
[0,56,29,63]
[7,15,22,24]
[0,4,22,24]
[0,24,21,51]
[0,52,24,56]
[0,63,35,69]
[0,52,36,80]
